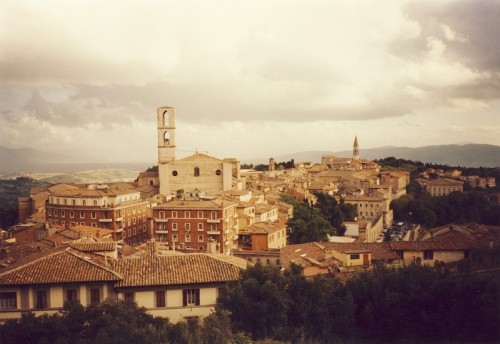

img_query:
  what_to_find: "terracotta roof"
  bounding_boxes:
[389,241,473,251]
[49,186,140,198]
[70,225,114,238]
[240,221,285,235]
[111,253,242,288]
[254,203,277,214]
[154,198,237,210]
[426,178,464,186]
[176,153,222,163]
[280,242,333,270]
[0,249,122,285]
[323,242,400,261]
[70,242,117,252]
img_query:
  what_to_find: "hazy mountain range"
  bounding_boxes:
[258,144,500,168]
[0,146,150,174]
[1,144,499,176]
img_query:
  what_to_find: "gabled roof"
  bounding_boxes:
[426,178,464,186]
[111,253,242,288]
[70,242,116,252]
[323,242,400,261]
[240,221,285,235]
[176,153,222,163]
[0,249,122,285]
[389,241,473,251]
[154,198,237,210]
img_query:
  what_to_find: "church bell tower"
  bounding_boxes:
[353,135,360,161]
[157,107,176,197]
[157,107,176,164]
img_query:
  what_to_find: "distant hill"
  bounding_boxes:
[257,144,500,168]
[0,169,141,183]
[0,145,151,174]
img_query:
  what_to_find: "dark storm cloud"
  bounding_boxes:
[392,0,500,99]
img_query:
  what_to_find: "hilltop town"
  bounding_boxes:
[0,107,499,342]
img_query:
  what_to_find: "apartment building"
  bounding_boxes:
[45,184,150,246]
[152,198,238,254]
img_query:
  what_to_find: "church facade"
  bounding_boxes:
[156,107,239,197]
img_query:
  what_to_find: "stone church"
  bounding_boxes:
[156,107,240,197]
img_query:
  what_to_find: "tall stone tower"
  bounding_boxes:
[269,158,276,171]
[157,107,176,196]
[353,135,360,161]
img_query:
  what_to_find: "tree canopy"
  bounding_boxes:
[282,195,334,243]
[391,182,500,227]
[218,263,500,343]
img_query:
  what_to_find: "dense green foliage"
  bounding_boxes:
[281,195,334,243]
[145,165,159,172]
[282,193,356,242]
[1,268,498,344]
[218,264,500,343]
[375,157,500,185]
[391,182,500,227]
[0,299,251,344]
[0,178,50,228]
[314,192,357,236]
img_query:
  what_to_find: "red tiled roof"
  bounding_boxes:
[323,242,400,261]
[70,242,116,252]
[111,253,241,288]
[389,241,473,251]
[0,249,122,285]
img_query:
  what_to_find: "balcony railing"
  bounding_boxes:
[207,230,221,235]
[116,227,124,233]
[155,218,169,223]
[115,217,123,222]
[207,219,220,224]
[99,218,113,223]
[155,230,168,234]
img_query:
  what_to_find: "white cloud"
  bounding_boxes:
[0,0,499,163]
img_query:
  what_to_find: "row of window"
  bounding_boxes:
[167,234,207,243]
[158,210,220,219]
[128,289,201,308]
[50,195,141,206]
[125,225,148,238]
[125,215,147,226]
[119,205,147,216]
[0,287,102,310]
[50,198,101,206]
[357,203,379,208]
[171,168,222,177]
[158,222,212,231]
[49,209,98,219]
[0,287,204,311]
[125,235,148,246]
[49,220,98,227]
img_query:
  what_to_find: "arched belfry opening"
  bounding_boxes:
[157,106,176,165]
[163,110,169,127]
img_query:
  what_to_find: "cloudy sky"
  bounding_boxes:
[1,0,499,164]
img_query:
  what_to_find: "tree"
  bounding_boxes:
[282,195,334,243]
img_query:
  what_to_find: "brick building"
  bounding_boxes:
[152,198,238,254]
[45,184,150,246]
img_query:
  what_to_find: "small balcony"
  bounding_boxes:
[115,217,124,222]
[155,230,168,234]
[116,227,124,233]
[207,230,221,235]
[207,218,220,224]
[155,218,169,223]
[99,218,113,223]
